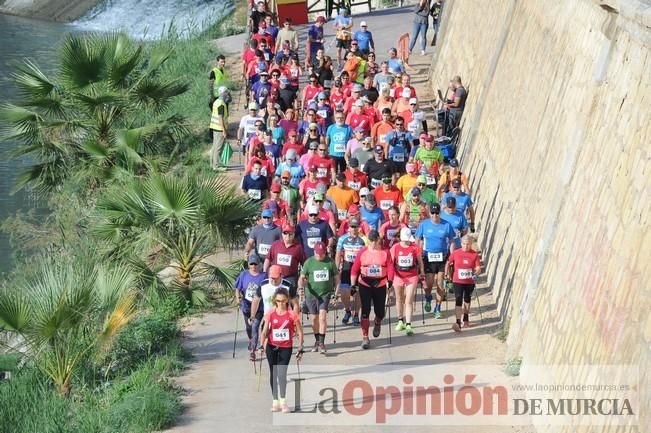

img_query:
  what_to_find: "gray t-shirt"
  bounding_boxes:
[450,86,467,113]
[352,148,374,171]
[413,2,430,24]
[248,224,282,260]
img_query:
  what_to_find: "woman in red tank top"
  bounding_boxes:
[390,227,425,336]
[379,206,405,249]
[261,287,304,413]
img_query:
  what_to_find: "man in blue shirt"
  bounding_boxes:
[415,203,455,318]
[360,194,385,231]
[308,16,326,67]
[440,196,468,249]
[441,178,476,233]
[275,149,305,189]
[325,110,353,172]
[387,47,405,74]
[353,21,375,55]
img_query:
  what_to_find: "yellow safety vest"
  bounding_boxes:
[212,67,228,97]
[210,98,229,131]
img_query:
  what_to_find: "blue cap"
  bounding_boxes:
[449,158,459,167]
[317,92,327,100]
[410,187,421,196]
[261,209,273,218]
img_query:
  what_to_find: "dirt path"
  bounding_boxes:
[164,7,533,433]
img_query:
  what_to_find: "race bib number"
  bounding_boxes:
[371,178,382,188]
[313,269,329,282]
[277,254,292,266]
[337,209,347,220]
[426,175,436,185]
[428,252,444,262]
[348,181,361,190]
[386,228,398,240]
[317,167,328,178]
[379,134,387,144]
[333,142,346,153]
[307,237,319,248]
[248,189,262,200]
[257,243,271,256]
[307,188,317,198]
[344,250,357,262]
[367,265,382,277]
[398,255,413,267]
[260,167,267,177]
[457,268,473,279]
[392,153,405,162]
[380,199,394,210]
[245,287,256,302]
[272,328,290,342]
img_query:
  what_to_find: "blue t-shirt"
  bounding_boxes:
[308,24,324,52]
[251,81,272,105]
[275,162,305,188]
[353,30,373,51]
[241,175,268,201]
[326,123,353,158]
[264,143,282,166]
[296,220,333,257]
[415,219,455,253]
[315,104,333,127]
[234,271,267,316]
[271,126,285,146]
[387,58,405,74]
[440,210,468,248]
[298,120,324,140]
[441,192,474,214]
[335,16,352,37]
[360,205,385,231]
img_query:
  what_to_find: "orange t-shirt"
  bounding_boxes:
[327,186,359,221]
[371,121,395,148]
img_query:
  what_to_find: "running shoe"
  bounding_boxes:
[281,403,290,413]
[352,315,360,326]
[421,50,426,56]
[395,319,405,331]
[249,351,256,361]
[434,310,442,319]
[361,338,370,349]
[463,321,471,328]
[271,401,281,412]
[452,322,462,333]
[372,320,382,338]
[311,341,319,352]
[342,310,351,325]
[424,300,432,312]
[318,343,327,354]
[405,324,414,336]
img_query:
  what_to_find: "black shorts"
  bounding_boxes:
[333,156,346,173]
[423,253,448,274]
[336,39,351,49]
[306,295,329,314]
[285,275,298,298]
[453,283,474,304]
[339,267,352,287]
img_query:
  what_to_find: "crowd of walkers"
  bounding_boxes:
[215,1,478,413]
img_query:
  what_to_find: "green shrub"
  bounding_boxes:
[505,357,523,377]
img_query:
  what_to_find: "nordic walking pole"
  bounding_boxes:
[257,349,264,392]
[332,294,337,344]
[385,291,392,345]
[232,307,240,358]
[420,279,426,325]
[474,285,484,324]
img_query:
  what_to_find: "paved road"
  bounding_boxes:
[166,7,533,433]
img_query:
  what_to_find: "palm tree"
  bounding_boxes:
[0,257,137,395]
[92,174,258,305]
[0,32,189,194]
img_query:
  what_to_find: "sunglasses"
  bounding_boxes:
[360,195,367,198]
[309,213,318,217]
[249,263,259,266]
[418,183,426,186]
[282,231,293,235]
[275,297,289,303]
[314,200,323,203]
[262,215,272,219]
[318,148,326,152]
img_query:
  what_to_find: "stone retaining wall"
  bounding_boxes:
[430,0,650,431]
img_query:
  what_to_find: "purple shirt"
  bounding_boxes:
[235,271,267,316]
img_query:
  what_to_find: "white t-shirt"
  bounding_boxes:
[239,115,264,137]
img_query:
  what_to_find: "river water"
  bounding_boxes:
[0,14,72,273]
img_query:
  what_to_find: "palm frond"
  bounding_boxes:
[11,60,57,100]
[144,175,199,229]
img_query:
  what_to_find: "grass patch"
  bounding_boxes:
[493,315,510,342]
[0,353,21,372]
[504,357,523,377]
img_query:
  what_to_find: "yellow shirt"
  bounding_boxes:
[396,174,418,199]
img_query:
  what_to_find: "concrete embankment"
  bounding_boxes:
[431,0,650,430]
[0,0,99,21]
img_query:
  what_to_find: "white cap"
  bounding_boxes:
[307,204,319,214]
[409,97,418,105]
[354,99,365,107]
[360,21,367,27]
[401,88,412,98]
[400,227,415,242]
[217,86,228,95]
[359,187,370,197]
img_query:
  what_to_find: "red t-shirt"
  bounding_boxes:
[448,249,481,284]
[343,169,368,191]
[330,92,345,111]
[282,141,305,157]
[379,221,406,249]
[373,186,403,219]
[246,156,275,180]
[303,85,323,105]
[345,112,372,135]
[308,155,335,186]
[299,178,321,202]
[242,48,256,66]
[262,198,290,219]
[341,83,353,98]
[390,243,422,278]
[337,218,371,236]
[267,240,306,277]
[394,85,417,99]
[265,309,299,348]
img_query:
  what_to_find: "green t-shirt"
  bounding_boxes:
[414,147,444,168]
[407,187,438,206]
[301,256,338,298]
